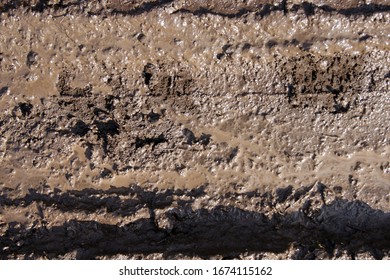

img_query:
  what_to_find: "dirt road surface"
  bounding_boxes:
[0,0,389,259]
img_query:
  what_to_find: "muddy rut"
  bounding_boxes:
[0,1,389,259]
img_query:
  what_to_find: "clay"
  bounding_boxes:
[0,0,389,259]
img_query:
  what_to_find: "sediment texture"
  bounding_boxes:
[0,1,389,259]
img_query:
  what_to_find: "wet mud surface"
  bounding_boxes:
[0,1,389,259]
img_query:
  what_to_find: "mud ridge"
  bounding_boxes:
[0,185,206,217]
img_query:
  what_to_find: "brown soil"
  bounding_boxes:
[0,1,389,259]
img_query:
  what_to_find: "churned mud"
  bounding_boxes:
[0,1,389,259]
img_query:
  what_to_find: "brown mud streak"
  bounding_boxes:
[0,185,389,259]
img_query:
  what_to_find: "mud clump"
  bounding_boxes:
[0,1,389,259]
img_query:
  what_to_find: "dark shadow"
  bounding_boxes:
[0,0,174,16]
[337,4,390,16]
[110,0,175,16]
[1,1,389,18]
[94,119,120,154]
[173,8,250,19]
[173,2,390,18]
[0,0,62,13]
[173,2,285,19]
[291,2,390,17]
[135,134,167,150]
[1,185,389,259]
[0,87,9,97]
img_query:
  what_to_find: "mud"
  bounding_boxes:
[0,1,389,259]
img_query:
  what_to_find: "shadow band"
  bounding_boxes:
[1,186,389,259]
[1,1,389,17]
